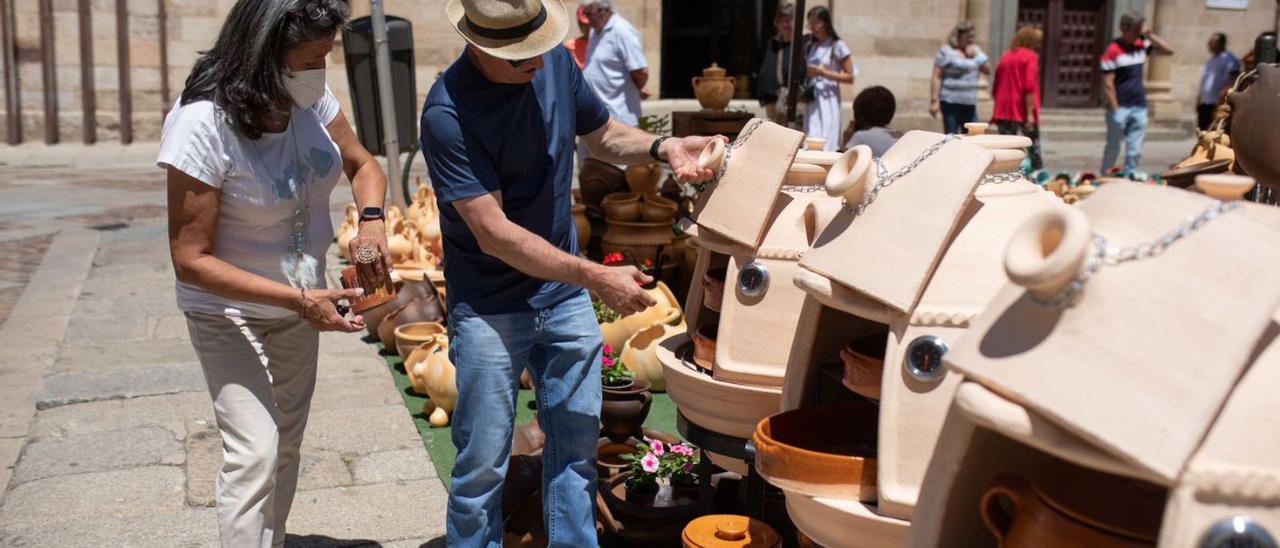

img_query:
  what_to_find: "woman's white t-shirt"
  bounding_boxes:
[157,87,343,319]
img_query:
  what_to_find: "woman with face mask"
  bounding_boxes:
[158,1,389,546]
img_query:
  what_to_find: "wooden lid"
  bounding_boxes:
[683,515,781,548]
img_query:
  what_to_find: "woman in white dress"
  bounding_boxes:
[803,5,855,151]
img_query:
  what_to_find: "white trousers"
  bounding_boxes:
[185,312,319,548]
[805,90,843,151]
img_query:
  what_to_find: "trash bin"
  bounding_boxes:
[342,15,417,156]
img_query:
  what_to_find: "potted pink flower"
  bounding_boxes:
[601,344,653,443]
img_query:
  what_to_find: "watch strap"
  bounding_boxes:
[649,136,672,163]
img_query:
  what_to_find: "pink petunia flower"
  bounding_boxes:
[651,442,665,456]
[603,344,613,355]
[602,356,614,367]
[671,444,693,456]
[641,453,660,473]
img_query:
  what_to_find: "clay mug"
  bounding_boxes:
[980,474,1155,548]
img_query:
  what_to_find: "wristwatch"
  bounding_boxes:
[649,136,672,163]
[359,206,385,223]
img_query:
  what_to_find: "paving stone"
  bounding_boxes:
[53,338,197,374]
[184,419,220,508]
[12,426,183,484]
[310,374,403,411]
[0,437,20,504]
[298,449,355,492]
[62,313,154,343]
[151,313,191,340]
[352,448,436,485]
[0,466,186,528]
[0,508,219,548]
[0,384,37,438]
[302,406,424,455]
[288,480,448,543]
[29,391,210,439]
[37,365,206,409]
[316,355,392,380]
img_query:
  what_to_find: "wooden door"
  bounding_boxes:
[1018,0,1107,107]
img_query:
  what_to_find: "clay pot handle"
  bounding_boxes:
[1195,174,1254,201]
[825,145,874,202]
[639,390,652,406]
[697,138,726,173]
[980,474,1031,547]
[692,76,703,86]
[1004,206,1092,303]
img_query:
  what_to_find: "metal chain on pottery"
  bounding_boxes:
[981,171,1024,185]
[854,134,960,216]
[1031,200,1241,309]
[711,118,766,185]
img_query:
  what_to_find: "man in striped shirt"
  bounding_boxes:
[1099,12,1175,175]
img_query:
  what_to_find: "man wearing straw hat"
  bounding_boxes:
[422,0,721,545]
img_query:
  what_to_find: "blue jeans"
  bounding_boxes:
[940,101,977,134]
[1103,106,1148,175]
[445,290,603,547]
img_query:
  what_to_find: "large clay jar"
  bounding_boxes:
[336,204,359,263]
[601,377,653,443]
[620,318,685,392]
[580,158,629,220]
[377,296,446,346]
[598,472,702,547]
[572,203,591,248]
[598,282,682,351]
[386,219,414,263]
[403,336,445,395]
[413,338,457,427]
[980,467,1163,548]
[692,63,736,112]
[1229,63,1280,190]
[639,193,678,223]
[603,192,642,222]
[393,321,446,361]
[626,163,664,196]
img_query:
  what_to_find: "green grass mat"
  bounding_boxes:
[377,342,682,488]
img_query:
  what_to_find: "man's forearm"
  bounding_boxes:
[585,118,659,165]
[1147,32,1175,55]
[481,216,601,289]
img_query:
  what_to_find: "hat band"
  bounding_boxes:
[465,5,547,40]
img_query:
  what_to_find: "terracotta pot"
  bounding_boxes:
[403,340,439,395]
[682,514,781,548]
[702,267,728,313]
[598,472,702,548]
[597,282,682,351]
[692,63,736,112]
[626,163,665,196]
[980,467,1164,548]
[601,377,653,443]
[601,218,675,266]
[840,334,885,401]
[337,204,359,263]
[1229,63,1280,190]
[580,158,629,219]
[394,322,446,361]
[625,479,659,506]
[412,338,457,426]
[639,193,678,223]
[691,324,718,371]
[620,319,685,392]
[603,192,642,222]
[376,296,446,346]
[753,404,878,502]
[572,203,591,248]
[597,430,682,481]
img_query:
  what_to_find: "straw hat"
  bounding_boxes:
[445,0,571,61]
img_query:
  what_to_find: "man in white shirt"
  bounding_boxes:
[581,0,648,127]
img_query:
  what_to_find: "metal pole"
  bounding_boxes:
[116,0,132,144]
[784,0,807,129]
[78,0,95,144]
[370,0,405,209]
[39,0,58,144]
[1,0,20,144]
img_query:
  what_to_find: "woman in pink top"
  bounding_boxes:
[992,26,1043,169]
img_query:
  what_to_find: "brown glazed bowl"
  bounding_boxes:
[1229,63,1280,190]
[691,324,718,371]
[840,333,886,401]
[702,267,728,313]
[753,403,879,502]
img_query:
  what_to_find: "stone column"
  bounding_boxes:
[1144,0,1179,122]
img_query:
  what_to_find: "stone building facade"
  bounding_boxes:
[0,0,1274,145]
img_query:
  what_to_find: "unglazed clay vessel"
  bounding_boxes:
[690,324,718,371]
[682,515,781,548]
[1229,63,1280,190]
[412,336,456,426]
[840,335,885,401]
[754,404,878,502]
[377,297,446,347]
[701,266,727,313]
[337,204,359,263]
[639,193,678,223]
[620,319,685,391]
[692,63,736,112]
[981,466,1163,548]
[393,321,446,361]
[626,163,664,196]
[598,281,682,352]
[603,192,642,222]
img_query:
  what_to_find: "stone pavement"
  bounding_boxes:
[0,148,447,547]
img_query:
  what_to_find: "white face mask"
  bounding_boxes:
[283,68,326,108]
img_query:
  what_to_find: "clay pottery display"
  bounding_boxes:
[386,233,413,265]
[682,514,781,548]
[603,192,643,222]
[639,193,678,223]
[980,466,1164,548]
[572,203,591,247]
[753,403,878,502]
[403,341,436,396]
[840,334,885,401]
[337,204,359,263]
[620,319,685,392]
[598,472,703,547]
[580,158,630,220]
[376,296,446,346]
[626,163,665,196]
[702,267,727,312]
[601,377,653,443]
[597,429,681,480]
[413,338,457,426]
[597,281,682,351]
[692,63,736,112]
[393,321,446,361]
[600,219,676,264]
[1229,63,1280,190]
[691,324,718,371]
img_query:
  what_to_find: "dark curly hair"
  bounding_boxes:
[853,86,895,132]
[180,0,350,140]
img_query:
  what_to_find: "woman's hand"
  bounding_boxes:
[661,135,728,183]
[300,287,367,333]
[930,99,941,118]
[350,219,393,283]
[807,64,824,78]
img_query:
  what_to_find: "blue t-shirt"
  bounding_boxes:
[420,48,610,315]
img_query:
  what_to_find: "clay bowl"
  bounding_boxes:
[393,322,447,361]
[701,267,727,312]
[376,296,446,346]
[840,333,886,401]
[603,192,642,222]
[639,193,678,223]
[691,324,718,371]
[753,403,879,502]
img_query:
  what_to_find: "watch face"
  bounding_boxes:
[905,335,948,382]
[361,207,384,219]
[737,262,769,297]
